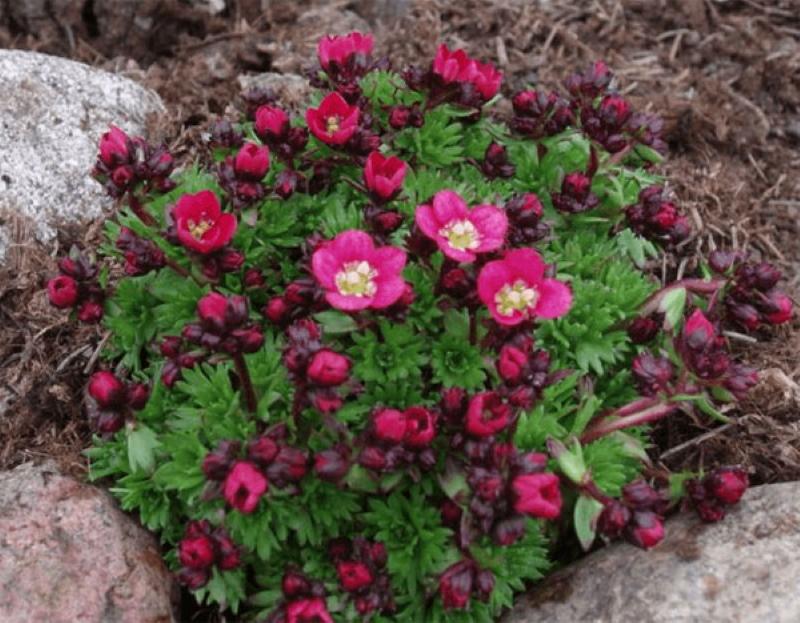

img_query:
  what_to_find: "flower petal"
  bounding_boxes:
[371,277,407,308]
[371,246,407,277]
[332,230,375,263]
[311,247,341,289]
[476,260,511,306]
[414,204,440,239]
[438,242,476,264]
[535,278,573,319]
[326,291,374,311]
[469,205,508,252]
[432,190,469,224]
[504,248,545,284]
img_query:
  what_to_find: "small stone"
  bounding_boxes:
[0,461,177,623]
[238,72,312,111]
[504,483,800,623]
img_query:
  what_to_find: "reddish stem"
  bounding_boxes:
[127,193,157,227]
[640,278,726,317]
[232,353,257,414]
[580,402,678,444]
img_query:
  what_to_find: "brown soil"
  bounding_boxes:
[1,0,799,484]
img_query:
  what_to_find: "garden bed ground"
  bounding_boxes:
[1,0,798,485]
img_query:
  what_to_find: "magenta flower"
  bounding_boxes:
[306,92,360,146]
[311,230,407,311]
[472,60,502,99]
[477,248,572,326]
[255,105,290,141]
[432,44,476,83]
[98,125,130,167]
[415,190,507,263]
[317,32,374,70]
[511,473,562,519]
[363,151,406,201]
[223,460,268,514]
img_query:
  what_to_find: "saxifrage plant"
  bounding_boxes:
[47,32,792,622]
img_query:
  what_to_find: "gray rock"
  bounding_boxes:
[0,461,177,623]
[506,482,800,623]
[0,50,163,260]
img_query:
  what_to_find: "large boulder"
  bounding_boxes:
[0,50,163,261]
[506,482,800,623]
[0,461,177,623]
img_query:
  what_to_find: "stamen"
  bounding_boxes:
[494,280,539,317]
[438,219,480,251]
[335,260,378,297]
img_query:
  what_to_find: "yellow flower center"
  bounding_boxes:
[439,219,480,251]
[326,116,341,134]
[188,218,213,240]
[494,280,539,317]
[335,261,377,297]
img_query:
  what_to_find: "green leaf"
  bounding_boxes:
[127,425,160,474]
[313,310,358,334]
[660,287,687,331]
[547,438,587,484]
[574,495,603,551]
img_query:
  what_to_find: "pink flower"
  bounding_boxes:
[472,60,502,99]
[178,534,215,569]
[363,151,406,201]
[465,392,511,437]
[255,105,290,141]
[497,344,528,384]
[88,371,127,409]
[337,560,374,592]
[223,460,268,514]
[511,473,562,519]
[404,406,436,448]
[173,190,237,254]
[372,408,407,444]
[317,32,374,70]
[311,230,407,311]
[47,275,78,308]
[234,142,270,180]
[98,125,130,166]
[432,44,476,83]
[477,248,572,326]
[306,349,351,386]
[286,597,334,623]
[765,290,792,324]
[706,466,748,505]
[415,190,507,263]
[306,92,360,146]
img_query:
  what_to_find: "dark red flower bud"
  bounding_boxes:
[88,371,127,409]
[728,302,761,330]
[213,531,241,570]
[724,363,758,399]
[475,569,495,602]
[403,406,436,448]
[307,349,351,387]
[631,352,674,395]
[752,262,782,291]
[178,566,210,590]
[312,390,344,414]
[705,466,748,505]
[440,387,467,422]
[95,410,126,434]
[439,561,474,610]
[202,450,231,481]
[597,500,631,539]
[287,127,309,153]
[628,316,661,344]
[328,537,352,561]
[255,105,290,141]
[111,165,135,189]
[708,250,739,274]
[359,446,387,471]
[266,446,308,484]
[248,436,279,467]
[439,267,473,298]
[233,326,264,353]
[209,117,243,149]
[368,209,404,235]
[599,95,631,127]
[622,480,664,511]
[388,105,411,129]
[337,560,374,592]
[77,300,104,323]
[282,570,311,598]
[160,336,182,359]
[219,249,245,273]
[161,362,181,388]
[562,172,591,199]
[492,516,526,546]
[625,510,664,549]
[196,292,229,333]
[314,449,350,482]
[505,193,543,226]
[126,383,150,410]
[440,499,462,527]
[179,534,216,569]
[372,408,407,444]
[264,296,290,325]
[516,451,547,474]
[47,275,79,308]
[763,289,792,324]
[276,169,300,199]
[473,473,504,502]
[497,344,528,384]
